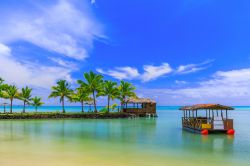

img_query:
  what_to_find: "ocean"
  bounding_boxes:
[0,106,249,166]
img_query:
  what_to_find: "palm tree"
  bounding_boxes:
[98,81,119,113]
[49,80,73,113]
[77,71,103,113]
[19,86,32,113]
[3,85,19,114]
[0,78,4,99]
[71,87,92,113]
[31,97,44,112]
[0,78,3,85]
[118,81,137,110]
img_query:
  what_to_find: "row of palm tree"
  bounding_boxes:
[0,71,136,113]
[0,78,44,113]
[49,71,137,113]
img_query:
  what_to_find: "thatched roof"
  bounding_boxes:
[124,98,156,104]
[179,104,234,111]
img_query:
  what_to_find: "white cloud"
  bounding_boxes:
[0,1,104,105]
[176,60,213,74]
[175,80,187,85]
[0,43,73,89]
[97,61,210,82]
[138,68,250,105]
[48,57,78,69]
[141,63,172,82]
[97,63,172,82]
[0,0,104,104]
[97,67,140,80]
[0,0,104,60]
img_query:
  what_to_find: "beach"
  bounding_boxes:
[0,106,249,166]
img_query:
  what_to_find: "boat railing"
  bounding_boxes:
[182,117,234,130]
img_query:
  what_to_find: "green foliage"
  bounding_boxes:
[0,77,4,85]
[99,107,108,113]
[19,86,32,113]
[98,81,119,100]
[110,103,118,112]
[31,96,44,112]
[98,80,119,112]
[49,80,73,113]
[0,112,128,119]
[3,85,19,99]
[71,86,92,112]
[2,85,19,113]
[78,71,104,112]
[118,80,137,107]
[19,86,32,102]
[0,78,4,98]
[0,72,138,114]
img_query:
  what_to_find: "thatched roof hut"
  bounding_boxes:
[123,98,156,115]
[124,98,156,104]
[179,104,234,111]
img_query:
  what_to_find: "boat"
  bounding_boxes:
[179,104,235,135]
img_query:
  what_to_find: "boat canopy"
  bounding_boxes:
[179,104,234,111]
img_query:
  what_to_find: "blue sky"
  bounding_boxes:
[1,0,250,105]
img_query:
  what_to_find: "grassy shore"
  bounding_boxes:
[0,112,133,119]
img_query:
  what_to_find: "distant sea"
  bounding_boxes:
[0,105,250,113]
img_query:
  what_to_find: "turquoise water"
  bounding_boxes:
[0,105,249,113]
[0,106,249,165]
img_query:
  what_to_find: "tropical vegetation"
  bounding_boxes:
[31,96,44,112]
[117,80,137,110]
[3,85,19,113]
[98,81,119,113]
[0,71,137,114]
[19,86,32,113]
[49,80,73,113]
[77,71,104,113]
[70,86,92,113]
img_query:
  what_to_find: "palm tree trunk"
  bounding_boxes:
[62,97,65,113]
[10,98,13,114]
[93,91,97,113]
[35,106,38,113]
[120,96,125,112]
[108,96,110,113]
[23,101,26,113]
[81,101,84,113]
[4,105,6,114]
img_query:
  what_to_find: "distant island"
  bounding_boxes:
[0,71,157,119]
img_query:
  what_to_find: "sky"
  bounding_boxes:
[1,0,250,106]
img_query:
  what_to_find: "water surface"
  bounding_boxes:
[0,106,249,166]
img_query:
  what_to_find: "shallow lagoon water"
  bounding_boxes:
[0,107,249,166]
